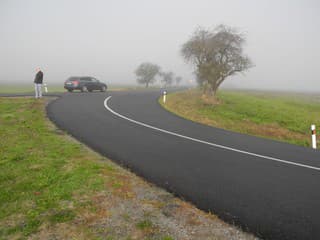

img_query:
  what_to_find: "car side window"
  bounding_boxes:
[81,77,91,82]
[91,78,99,83]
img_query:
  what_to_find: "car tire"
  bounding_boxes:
[81,86,88,92]
[101,86,106,92]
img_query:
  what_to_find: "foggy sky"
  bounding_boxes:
[0,0,319,91]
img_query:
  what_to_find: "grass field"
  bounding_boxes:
[0,98,107,238]
[0,84,162,94]
[0,85,65,93]
[0,97,255,239]
[160,89,320,147]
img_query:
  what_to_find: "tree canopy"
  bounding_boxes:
[181,25,253,96]
[160,71,174,87]
[135,62,160,88]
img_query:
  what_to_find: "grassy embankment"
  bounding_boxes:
[0,97,256,240]
[160,89,320,147]
[0,98,107,238]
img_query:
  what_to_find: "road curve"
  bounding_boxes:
[47,90,320,240]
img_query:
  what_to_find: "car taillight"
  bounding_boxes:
[72,81,79,86]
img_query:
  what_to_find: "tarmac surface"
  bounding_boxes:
[44,90,320,240]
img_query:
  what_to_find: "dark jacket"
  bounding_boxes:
[34,71,43,84]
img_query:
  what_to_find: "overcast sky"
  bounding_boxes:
[0,0,319,91]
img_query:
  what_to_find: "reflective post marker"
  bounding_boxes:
[163,91,167,104]
[311,124,317,149]
[44,83,48,93]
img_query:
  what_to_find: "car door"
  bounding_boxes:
[83,77,94,90]
[91,78,100,90]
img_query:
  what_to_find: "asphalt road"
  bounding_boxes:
[46,90,320,240]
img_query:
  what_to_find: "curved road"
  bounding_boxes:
[47,90,320,240]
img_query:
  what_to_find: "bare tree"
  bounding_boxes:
[160,71,174,87]
[135,62,160,88]
[175,76,182,86]
[181,25,253,97]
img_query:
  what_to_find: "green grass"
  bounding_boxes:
[160,89,320,147]
[162,237,175,240]
[49,209,76,223]
[0,84,65,93]
[136,219,153,230]
[0,98,105,237]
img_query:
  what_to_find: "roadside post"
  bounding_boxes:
[311,124,317,149]
[44,83,48,93]
[163,90,167,104]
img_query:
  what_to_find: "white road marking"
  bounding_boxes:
[104,96,320,171]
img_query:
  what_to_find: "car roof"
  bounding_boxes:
[68,76,93,78]
[67,76,96,80]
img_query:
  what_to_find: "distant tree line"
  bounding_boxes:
[134,24,253,97]
[134,62,183,88]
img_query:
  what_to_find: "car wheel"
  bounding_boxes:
[101,86,106,92]
[81,86,88,92]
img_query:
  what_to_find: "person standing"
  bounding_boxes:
[34,68,44,98]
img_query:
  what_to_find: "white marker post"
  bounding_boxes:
[163,91,167,104]
[311,125,317,149]
[43,83,48,93]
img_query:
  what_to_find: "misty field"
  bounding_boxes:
[160,89,320,147]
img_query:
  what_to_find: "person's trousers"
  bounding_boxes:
[34,83,42,98]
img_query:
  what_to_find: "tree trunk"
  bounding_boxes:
[201,82,206,94]
[213,87,218,97]
[146,82,149,88]
[213,78,225,96]
[201,83,219,105]
[206,84,214,96]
